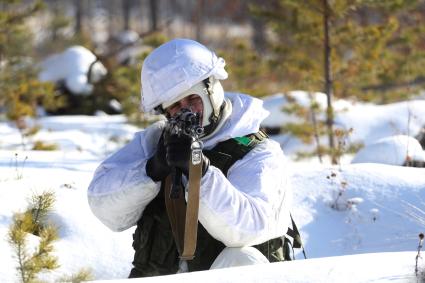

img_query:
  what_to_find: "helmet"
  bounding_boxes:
[140,39,228,132]
[161,77,225,129]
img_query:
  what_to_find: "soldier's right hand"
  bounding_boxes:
[146,134,171,182]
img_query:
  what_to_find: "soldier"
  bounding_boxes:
[87,38,294,278]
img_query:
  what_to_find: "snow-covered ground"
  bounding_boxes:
[263,92,425,165]
[1,95,425,282]
[91,252,420,283]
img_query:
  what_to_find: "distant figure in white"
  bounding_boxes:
[39,46,107,96]
[87,39,294,278]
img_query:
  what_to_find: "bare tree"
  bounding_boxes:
[123,0,131,30]
[250,15,266,54]
[74,0,83,34]
[246,0,267,53]
[322,0,336,164]
[194,0,205,42]
[50,0,60,41]
[149,0,159,31]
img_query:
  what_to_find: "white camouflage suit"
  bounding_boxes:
[87,39,292,270]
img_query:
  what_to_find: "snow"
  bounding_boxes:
[262,92,425,159]
[261,91,354,128]
[335,100,425,144]
[352,135,425,165]
[90,252,420,283]
[1,96,425,282]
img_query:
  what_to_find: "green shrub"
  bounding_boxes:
[32,141,59,151]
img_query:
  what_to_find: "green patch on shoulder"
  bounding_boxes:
[234,136,252,146]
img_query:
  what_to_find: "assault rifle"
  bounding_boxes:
[166,108,204,138]
[164,108,204,267]
[165,109,204,199]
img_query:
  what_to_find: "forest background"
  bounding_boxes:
[1,1,425,282]
[1,0,424,161]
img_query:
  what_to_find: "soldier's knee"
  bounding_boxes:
[210,247,269,269]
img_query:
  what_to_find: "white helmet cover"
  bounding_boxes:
[140,38,228,113]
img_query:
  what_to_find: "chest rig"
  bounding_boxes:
[129,130,302,278]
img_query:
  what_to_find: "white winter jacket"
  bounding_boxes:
[88,92,292,247]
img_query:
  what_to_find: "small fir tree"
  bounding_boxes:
[7,191,59,283]
[28,191,56,236]
[58,268,93,283]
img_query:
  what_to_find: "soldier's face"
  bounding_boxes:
[165,94,203,121]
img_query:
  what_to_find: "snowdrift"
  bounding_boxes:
[89,251,419,283]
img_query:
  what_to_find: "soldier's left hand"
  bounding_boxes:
[164,134,210,177]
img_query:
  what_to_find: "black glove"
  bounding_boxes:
[146,134,171,182]
[164,133,210,177]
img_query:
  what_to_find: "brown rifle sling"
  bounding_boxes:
[164,150,202,261]
[164,175,186,254]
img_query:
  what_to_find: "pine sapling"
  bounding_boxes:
[8,211,59,283]
[7,191,59,283]
[29,191,55,236]
[8,191,93,282]
[58,268,94,283]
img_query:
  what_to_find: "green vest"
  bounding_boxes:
[129,131,288,278]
